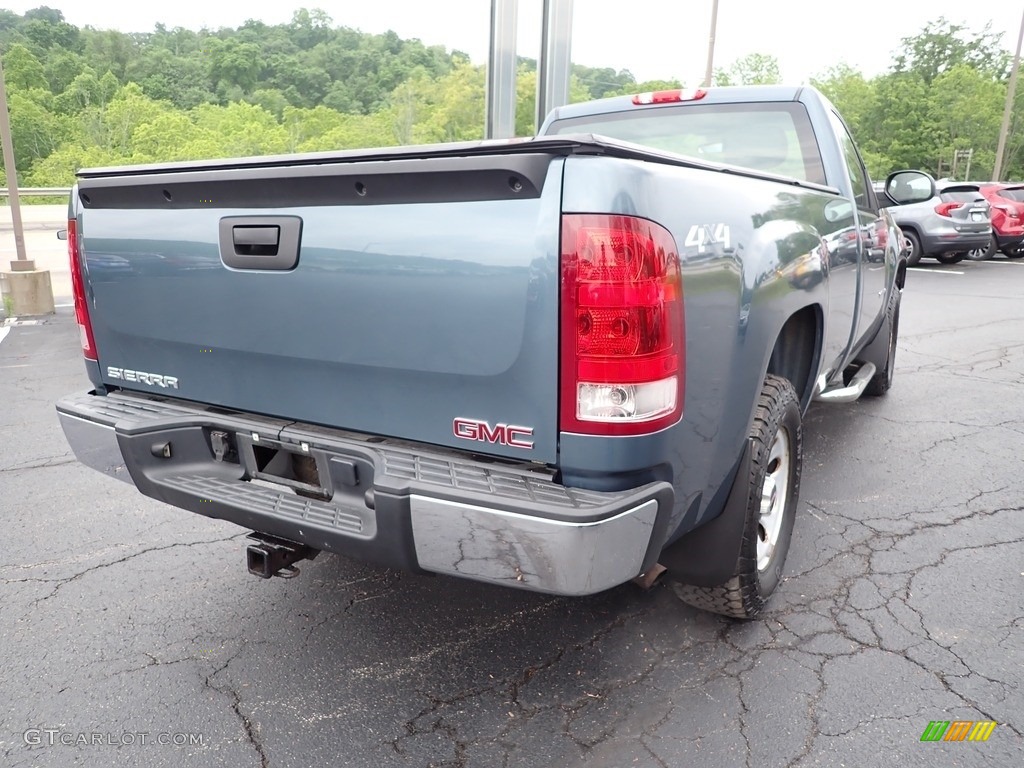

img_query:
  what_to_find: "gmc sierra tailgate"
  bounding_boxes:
[75,148,564,463]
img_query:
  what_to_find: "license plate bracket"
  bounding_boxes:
[234,433,332,499]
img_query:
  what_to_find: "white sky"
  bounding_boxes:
[10,1,1024,84]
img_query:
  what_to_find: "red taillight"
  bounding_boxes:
[67,218,98,360]
[560,214,684,435]
[934,202,962,217]
[632,88,706,106]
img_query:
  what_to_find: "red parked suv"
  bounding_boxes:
[966,183,1024,259]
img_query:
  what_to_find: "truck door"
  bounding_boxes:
[830,112,887,349]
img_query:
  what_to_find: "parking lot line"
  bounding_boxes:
[907,268,964,275]
[973,260,1024,265]
[0,326,9,346]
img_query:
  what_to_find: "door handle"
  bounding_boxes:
[219,216,302,270]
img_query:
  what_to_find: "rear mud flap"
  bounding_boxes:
[657,439,752,587]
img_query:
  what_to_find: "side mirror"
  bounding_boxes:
[56,229,68,241]
[823,199,854,223]
[884,170,936,205]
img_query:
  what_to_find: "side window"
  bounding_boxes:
[829,112,872,210]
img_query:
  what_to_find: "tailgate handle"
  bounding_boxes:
[219,216,302,271]
[233,226,279,249]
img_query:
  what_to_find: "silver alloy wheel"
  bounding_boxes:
[756,427,791,571]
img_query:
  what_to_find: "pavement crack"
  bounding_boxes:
[204,651,268,768]
[641,740,670,768]
[20,534,247,605]
[0,456,78,472]
[226,684,269,768]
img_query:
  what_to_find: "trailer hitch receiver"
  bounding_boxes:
[246,533,319,579]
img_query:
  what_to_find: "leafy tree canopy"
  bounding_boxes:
[0,7,1020,186]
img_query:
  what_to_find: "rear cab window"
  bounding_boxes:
[545,102,827,186]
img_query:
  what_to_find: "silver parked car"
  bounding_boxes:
[875,172,992,265]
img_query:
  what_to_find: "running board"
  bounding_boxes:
[814,363,876,404]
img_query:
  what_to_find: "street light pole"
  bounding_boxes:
[0,54,29,266]
[993,8,1024,181]
[702,0,719,88]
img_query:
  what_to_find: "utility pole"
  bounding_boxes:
[485,0,518,140]
[535,0,573,132]
[994,7,1024,181]
[702,0,719,87]
[0,51,54,315]
[0,54,28,265]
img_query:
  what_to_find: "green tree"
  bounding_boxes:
[127,112,197,161]
[101,83,173,155]
[927,64,1004,180]
[190,101,289,156]
[867,72,939,174]
[601,78,682,99]
[714,53,781,86]
[3,90,64,174]
[54,68,104,114]
[892,18,1010,84]
[26,144,126,186]
[266,56,331,107]
[21,8,82,53]
[2,43,47,90]
[127,48,214,108]
[298,112,396,152]
[207,38,261,94]
[515,68,592,136]
[82,28,137,82]
[386,67,436,144]
[282,104,344,151]
[247,88,290,120]
[811,64,891,176]
[423,61,486,142]
[572,65,635,99]
[289,8,334,50]
[43,49,84,93]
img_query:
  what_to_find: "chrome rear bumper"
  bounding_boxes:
[57,391,674,596]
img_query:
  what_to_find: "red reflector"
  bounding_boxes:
[560,214,684,436]
[67,218,98,361]
[632,88,707,106]
[934,202,962,216]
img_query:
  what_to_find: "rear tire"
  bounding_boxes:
[670,375,802,620]
[903,231,922,266]
[964,237,996,261]
[935,252,964,265]
[1002,246,1024,259]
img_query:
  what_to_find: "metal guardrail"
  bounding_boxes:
[0,188,71,197]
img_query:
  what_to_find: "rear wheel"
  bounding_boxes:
[935,252,964,265]
[903,231,922,266]
[964,237,996,261]
[670,375,801,620]
[1002,246,1024,259]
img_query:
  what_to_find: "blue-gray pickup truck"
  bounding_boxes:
[57,85,909,619]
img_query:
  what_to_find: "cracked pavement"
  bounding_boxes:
[2,261,1023,767]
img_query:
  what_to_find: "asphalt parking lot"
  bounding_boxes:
[1,256,1022,767]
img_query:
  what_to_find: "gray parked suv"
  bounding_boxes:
[875,171,992,265]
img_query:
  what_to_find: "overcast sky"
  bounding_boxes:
[9,1,1024,84]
